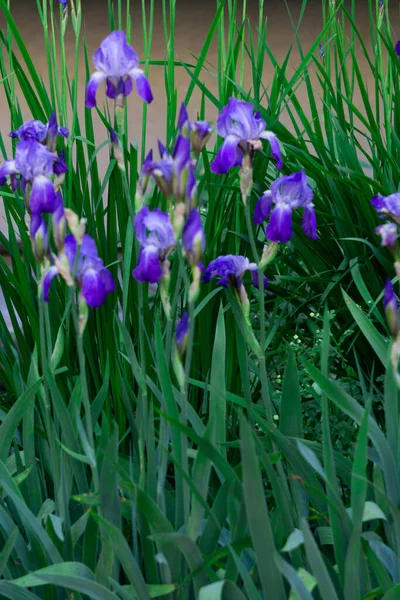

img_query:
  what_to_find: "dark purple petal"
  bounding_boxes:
[158,141,169,159]
[47,112,58,146]
[202,254,256,288]
[100,268,116,294]
[29,175,57,214]
[302,206,318,240]
[176,311,189,345]
[82,269,106,308]
[43,266,59,301]
[52,195,66,250]
[86,72,107,108]
[58,126,69,138]
[53,155,68,176]
[186,163,197,205]
[130,69,153,103]
[254,191,273,225]
[172,135,191,174]
[261,131,283,169]
[396,40,400,59]
[266,204,293,243]
[132,245,162,283]
[251,270,268,289]
[210,135,241,174]
[178,102,190,132]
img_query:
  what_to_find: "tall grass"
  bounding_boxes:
[0,0,399,598]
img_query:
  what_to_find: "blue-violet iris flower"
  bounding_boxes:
[86,31,153,108]
[177,102,212,155]
[371,193,400,225]
[0,140,66,214]
[44,234,115,307]
[141,136,194,202]
[10,112,69,150]
[254,171,317,243]
[210,97,282,174]
[376,223,398,248]
[132,207,176,283]
[202,255,257,288]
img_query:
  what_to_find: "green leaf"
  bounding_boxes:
[240,415,285,600]
[281,350,303,438]
[12,562,94,588]
[199,581,248,599]
[300,518,339,600]
[342,289,387,365]
[282,529,305,553]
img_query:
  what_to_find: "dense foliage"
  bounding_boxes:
[0,0,399,598]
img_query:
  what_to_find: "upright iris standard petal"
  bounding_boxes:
[0,159,17,186]
[202,254,257,288]
[210,97,282,173]
[86,31,153,108]
[9,114,69,145]
[254,191,273,225]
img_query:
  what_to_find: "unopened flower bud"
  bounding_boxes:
[239,154,253,203]
[110,127,124,170]
[259,242,279,269]
[173,202,186,239]
[78,292,89,335]
[30,214,48,263]
[55,253,74,286]
[176,311,189,356]
[65,208,86,244]
[385,278,399,339]
[189,265,202,304]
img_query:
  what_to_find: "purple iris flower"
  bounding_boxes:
[371,193,400,224]
[58,0,67,6]
[202,255,257,288]
[210,98,282,174]
[0,140,65,214]
[9,112,69,149]
[395,41,400,58]
[182,209,205,265]
[132,207,176,283]
[376,223,398,248]
[86,31,153,109]
[254,171,317,243]
[177,102,212,155]
[44,234,115,307]
[141,135,193,202]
